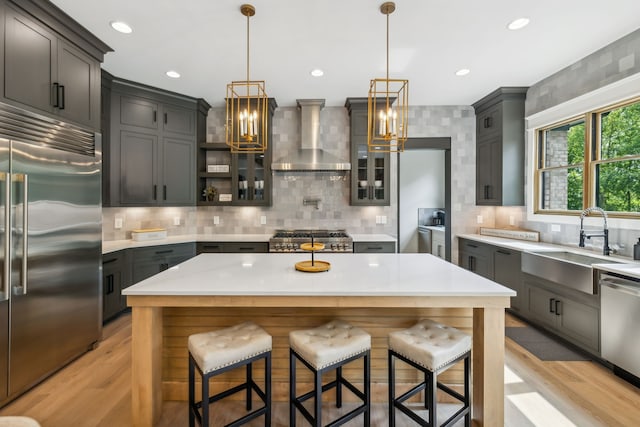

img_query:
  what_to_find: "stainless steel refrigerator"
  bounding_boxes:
[0,104,102,404]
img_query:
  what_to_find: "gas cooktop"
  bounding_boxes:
[269,229,353,253]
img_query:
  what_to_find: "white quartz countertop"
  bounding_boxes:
[122,253,515,297]
[103,233,397,254]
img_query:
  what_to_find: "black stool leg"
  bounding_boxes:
[290,350,296,427]
[265,352,272,427]
[464,355,471,427]
[202,371,210,427]
[336,365,343,408]
[388,351,395,427]
[246,361,253,411]
[428,370,436,427]
[364,350,370,426]
[314,369,322,427]
[189,356,195,427]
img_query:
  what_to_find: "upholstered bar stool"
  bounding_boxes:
[388,319,471,427]
[188,321,272,427]
[289,320,371,426]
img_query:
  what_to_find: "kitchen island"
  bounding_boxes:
[124,253,515,427]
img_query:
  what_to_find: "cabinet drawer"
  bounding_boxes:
[223,242,269,253]
[459,239,491,257]
[353,242,395,253]
[196,242,224,253]
[132,243,195,263]
[196,242,269,253]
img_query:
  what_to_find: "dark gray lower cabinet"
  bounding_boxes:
[524,274,599,354]
[458,238,521,311]
[458,239,492,279]
[102,250,132,323]
[196,242,268,254]
[353,241,396,253]
[131,243,196,284]
[493,248,524,312]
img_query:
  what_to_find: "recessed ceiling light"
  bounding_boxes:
[507,17,530,31]
[110,21,133,34]
[455,68,471,77]
[310,69,324,77]
[166,70,181,79]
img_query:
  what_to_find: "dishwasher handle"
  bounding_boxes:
[600,276,640,297]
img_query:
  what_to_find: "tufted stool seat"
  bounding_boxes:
[188,322,272,427]
[289,320,371,426]
[388,319,471,427]
[0,417,41,427]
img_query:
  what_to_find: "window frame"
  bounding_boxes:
[534,95,640,218]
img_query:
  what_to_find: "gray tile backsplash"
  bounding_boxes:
[103,104,479,263]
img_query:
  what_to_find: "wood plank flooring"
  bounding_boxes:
[0,311,638,426]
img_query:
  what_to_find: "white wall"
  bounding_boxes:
[399,150,445,253]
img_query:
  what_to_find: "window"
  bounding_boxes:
[535,97,640,216]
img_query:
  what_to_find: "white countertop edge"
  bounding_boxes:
[103,233,397,254]
[122,253,515,298]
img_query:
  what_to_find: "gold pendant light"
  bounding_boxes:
[226,4,269,153]
[367,1,408,153]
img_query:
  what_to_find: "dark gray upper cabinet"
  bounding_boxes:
[345,98,390,206]
[104,75,209,207]
[1,1,110,131]
[472,87,527,206]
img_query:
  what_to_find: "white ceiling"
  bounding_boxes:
[51,0,640,109]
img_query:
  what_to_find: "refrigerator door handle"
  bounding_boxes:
[2,172,9,302]
[21,174,28,295]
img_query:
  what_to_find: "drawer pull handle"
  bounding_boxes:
[103,258,118,265]
[496,250,511,255]
[155,250,174,255]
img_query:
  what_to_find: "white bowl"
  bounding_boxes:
[374,180,382,187]
[359,180,368,187]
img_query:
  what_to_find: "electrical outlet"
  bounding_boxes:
[173,217,180,226]
[114,218,123,229]
[260,215,266,225]
[213,216,220,225]
[476,215,483,224]
[509,216,515,226]
[381,215,387,224]
[551,224,561,232]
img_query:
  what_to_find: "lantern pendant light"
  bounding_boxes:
[367,1,408,153]
[226,4,269,153]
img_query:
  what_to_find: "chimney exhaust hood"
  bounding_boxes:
[271,99,351,171]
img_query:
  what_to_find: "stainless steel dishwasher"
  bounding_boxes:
[417,226,432,253]
[600,272,640,382]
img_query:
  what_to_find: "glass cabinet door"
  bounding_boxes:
[233,152,269,205]
[352,142,389,205]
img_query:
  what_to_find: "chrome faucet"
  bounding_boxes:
[579,207,610,255]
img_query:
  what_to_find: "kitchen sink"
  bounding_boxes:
[521,250,622,294]
[528,250,619,266]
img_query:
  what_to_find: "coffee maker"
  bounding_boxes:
[432,210,445,226]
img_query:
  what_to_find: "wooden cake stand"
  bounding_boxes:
[295,241,331,273]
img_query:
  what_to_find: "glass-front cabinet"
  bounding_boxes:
[233,152,271,205]
[346,98,390,206]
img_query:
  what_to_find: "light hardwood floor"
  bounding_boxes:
[0,312,638,426]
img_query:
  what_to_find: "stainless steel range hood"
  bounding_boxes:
[271,99,351,171]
